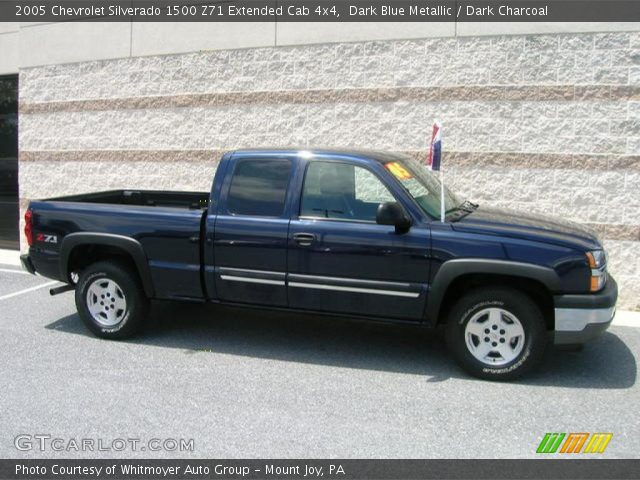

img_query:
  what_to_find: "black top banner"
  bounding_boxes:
[2,0,640,22]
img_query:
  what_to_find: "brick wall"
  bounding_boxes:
[19,31,640,309]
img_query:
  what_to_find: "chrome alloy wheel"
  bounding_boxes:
[86,278,127,327]
[464,307,525,366]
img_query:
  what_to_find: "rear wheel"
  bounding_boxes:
[76,261,149,339]
[445,287,547,381]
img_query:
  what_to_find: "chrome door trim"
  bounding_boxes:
[288,281,420,298]
[220,275,286,286]
[216,268,423,298]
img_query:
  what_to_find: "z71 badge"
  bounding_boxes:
[36,233,58,244]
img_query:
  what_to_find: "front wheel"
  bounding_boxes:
[75,261,149,339]
[445,287,547,381]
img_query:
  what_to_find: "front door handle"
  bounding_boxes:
[293,233,316,246]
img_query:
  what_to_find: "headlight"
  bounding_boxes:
[586,250,607,292]
[586,250,606,269]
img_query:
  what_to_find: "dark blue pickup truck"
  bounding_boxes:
[22,149,617,380]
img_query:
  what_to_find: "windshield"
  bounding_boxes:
[384,155,462,219]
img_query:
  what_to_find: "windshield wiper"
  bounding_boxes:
[446,200,478,215]
[445,200,478,221]
[458,200,479,212]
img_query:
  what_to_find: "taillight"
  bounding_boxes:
[24,209,33,247]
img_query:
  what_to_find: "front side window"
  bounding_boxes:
[300,161,395,222]
[227,159,292,216]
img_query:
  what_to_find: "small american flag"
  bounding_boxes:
[427,121,442,171]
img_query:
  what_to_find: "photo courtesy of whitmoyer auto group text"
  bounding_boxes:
[1,0,640,478]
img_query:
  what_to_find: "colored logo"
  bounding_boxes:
[537,433,612,454]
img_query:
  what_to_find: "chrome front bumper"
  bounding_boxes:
[553,277,618,345]
[555,306,616,332]
[554,306,615,345]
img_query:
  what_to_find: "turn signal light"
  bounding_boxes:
[589,270,607,292]
[586,250,607,292]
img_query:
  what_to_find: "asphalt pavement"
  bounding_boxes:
[0,265,638,459]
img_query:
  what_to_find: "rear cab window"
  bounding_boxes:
[226,159,292,217]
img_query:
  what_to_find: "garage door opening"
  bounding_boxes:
[0,75,18,250]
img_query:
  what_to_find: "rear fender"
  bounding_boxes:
[59,233,154,297]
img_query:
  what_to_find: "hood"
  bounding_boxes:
[451,206,601,250]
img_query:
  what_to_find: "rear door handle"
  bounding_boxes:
[293,233,316,246]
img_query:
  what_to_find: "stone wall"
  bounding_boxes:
[19,31,640,309]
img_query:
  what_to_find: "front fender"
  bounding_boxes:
[425,258,561,326]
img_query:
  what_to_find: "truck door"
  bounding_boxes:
[212,156,294,307]
[287,159,430,321]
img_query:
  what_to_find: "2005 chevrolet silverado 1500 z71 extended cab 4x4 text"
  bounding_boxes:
[21,149,617,380]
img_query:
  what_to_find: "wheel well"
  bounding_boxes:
[437,273,555,330]
[67,244,139,283]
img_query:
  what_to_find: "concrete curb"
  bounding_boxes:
[612,310,640,328]
[0,248,20,266]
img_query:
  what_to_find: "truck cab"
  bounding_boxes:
[207,150,431,321]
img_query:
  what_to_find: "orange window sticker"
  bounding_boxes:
[385,162,413,180]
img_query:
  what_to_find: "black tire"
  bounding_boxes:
[445,287,547,381]
[75,261,149,339]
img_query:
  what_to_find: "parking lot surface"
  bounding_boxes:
[0,265,638,459]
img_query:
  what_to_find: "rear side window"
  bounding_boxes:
[227,159,292,217]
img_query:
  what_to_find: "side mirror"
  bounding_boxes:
[376,202,411,233]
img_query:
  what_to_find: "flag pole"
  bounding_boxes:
[440,167,445,223]
[438,120,445,223]
[428,120,444,222]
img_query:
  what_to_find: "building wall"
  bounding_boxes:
[4,21,640,74]
[15,28,640,310]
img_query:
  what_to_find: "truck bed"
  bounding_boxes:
[29,189,210,300]
[45,189,209,210]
